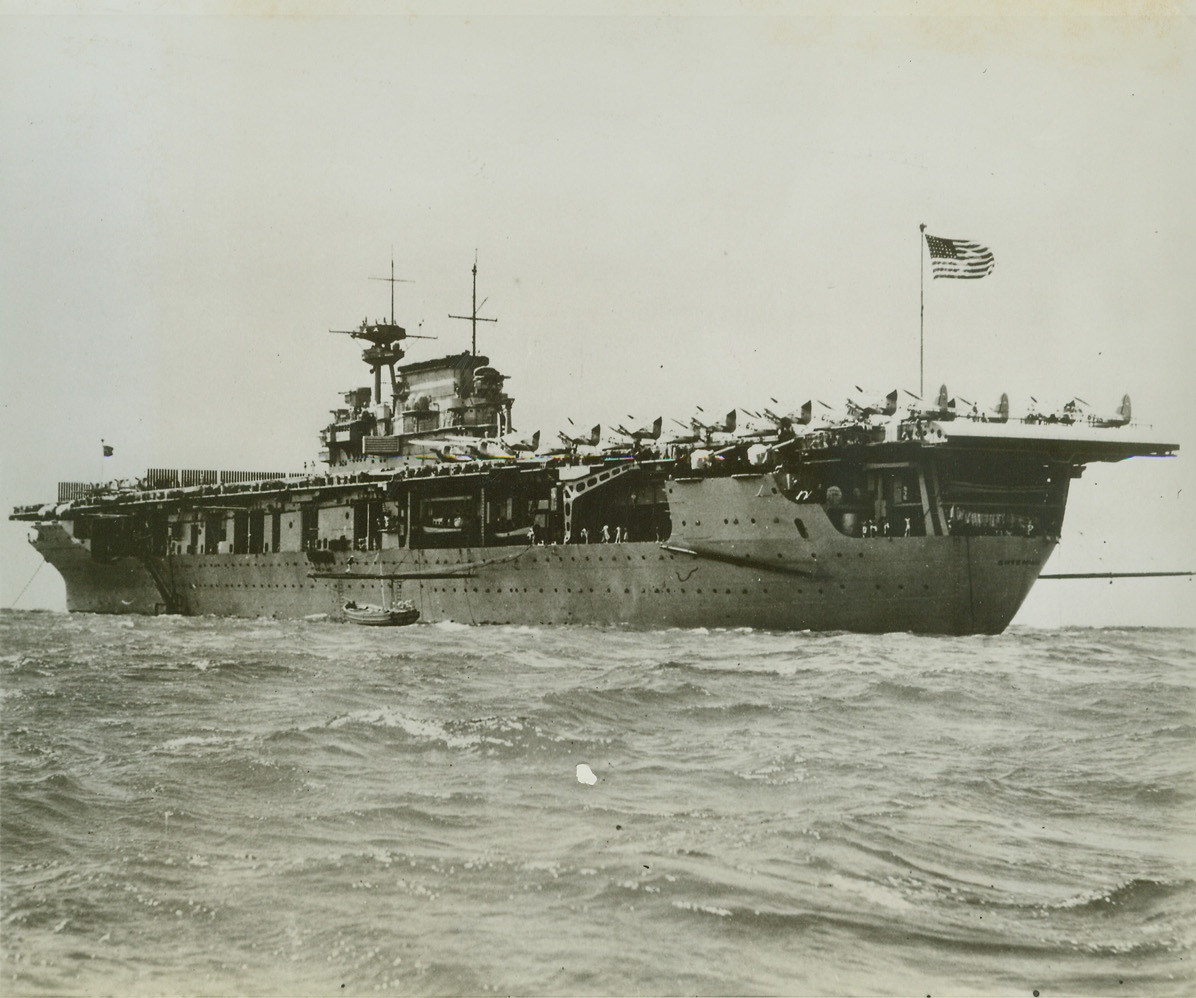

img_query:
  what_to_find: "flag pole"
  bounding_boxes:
[919,223,926,399]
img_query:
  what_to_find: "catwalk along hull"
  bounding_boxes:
[28,482,1053,635]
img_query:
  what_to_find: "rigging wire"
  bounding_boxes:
[10,560,45,609]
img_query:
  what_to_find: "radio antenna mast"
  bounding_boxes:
[369,256,413,325]
[449,252,498,355]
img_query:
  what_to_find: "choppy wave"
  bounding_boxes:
[1,610,1193,996]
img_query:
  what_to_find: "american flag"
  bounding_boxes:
[924,233,995,279]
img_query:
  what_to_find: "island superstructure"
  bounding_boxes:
[10,264,1178,634]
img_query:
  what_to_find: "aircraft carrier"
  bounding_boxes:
[10,263,1178,634]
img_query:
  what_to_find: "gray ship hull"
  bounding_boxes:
[28,482,1054,635]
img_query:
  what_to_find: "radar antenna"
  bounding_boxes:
[448,252,498,356]
[328,258,434,406]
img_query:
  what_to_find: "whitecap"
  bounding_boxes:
[326,707,480,750]
[824,873,913,911]
[158,734,235,753]
[671,900,732,917]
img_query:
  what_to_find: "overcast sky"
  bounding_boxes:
[2,5,1192,625]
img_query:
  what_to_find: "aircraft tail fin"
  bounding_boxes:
[995,392,1009,422]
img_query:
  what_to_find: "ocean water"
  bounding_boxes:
[1,611,1193,997]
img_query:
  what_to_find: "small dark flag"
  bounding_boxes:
[102,443,114,457]
[924,233,995,279]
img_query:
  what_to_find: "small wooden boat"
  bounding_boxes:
[490,525,534,542]
[343,599,420,627]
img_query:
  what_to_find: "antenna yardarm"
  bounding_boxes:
[448,254,498,355]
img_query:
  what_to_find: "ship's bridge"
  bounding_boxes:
[343,352,513,462]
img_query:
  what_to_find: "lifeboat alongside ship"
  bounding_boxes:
[342,600,420,627]
[9,263,1179,634]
